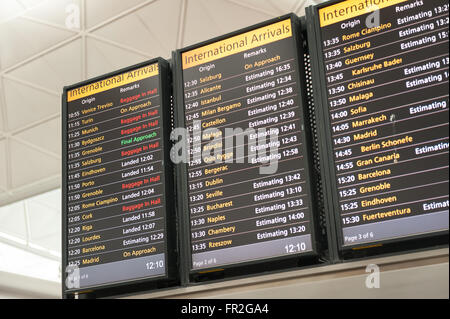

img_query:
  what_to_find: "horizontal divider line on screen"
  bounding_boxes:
[183,58,295,92]
[68,105,161,140]
[339,179,449,204]
[336,150,448,176]
[188,129,302,157]
[67,137,162,165]
[329,66,449,100]
[191,220,310,244]
[332,109,448,139]
[184,69,295,103]
[68,240,165,261]
[189,167,305,194]
[67,94,160,124]
[188,142,304,171]
[331,94,449,125]
[327,53,449,88]
[67,147,163,177]
[68,205,164,227]
[67,102,161,134]
[185,83,296,115]
[187,104,299,136]
[334,122,448,150]
[325,26,449,64]
[68,161,162,185]
[341,194,449,216]
[335,136,449,163]
[337,165,449,190]
[192,180,306,206]
[330,81,449,112]
[326,38,449,76]
[189,156,305,183]
[191,207,310,231]
[323,12,449,52]
[69,120,161,152]
[68,185,163,215]
[68,220,164,245]
[189,193,309,218]
[68,181,163,206]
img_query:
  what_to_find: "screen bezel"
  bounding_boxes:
[173,13,320,275]
[62,58,175,296]
[307,0,449,252]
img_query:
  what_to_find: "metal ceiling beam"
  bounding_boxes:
[176,0,187,49]
[2,74,60,97]
[0,270,60,299]
[136,12,169,53]
[86,0,157,33]
[86,33,153,59]
[19,15,79,33]
[0,176,60,207]
[0,0,50,25]
[81,0,87,80]
[293,0,310,15]
[9,113,59,136]
[225,0,277,17]
[0,235,60,262]
[2,34,81,74]
[10,136,61,160]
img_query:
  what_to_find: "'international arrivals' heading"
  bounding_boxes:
[67,64,159,102]
[182,19,292,69]
[319,0,408,27]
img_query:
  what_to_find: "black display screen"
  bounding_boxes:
[316,0,449,248]
[180,17,317,270]
[64,62,169,289]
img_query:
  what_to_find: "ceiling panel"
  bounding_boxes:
[0,201,27,240]
[269,0,304,13]
[19,0,47,8]
[3,79,59,131]
[8,39,83,92]
[0,0,25,22]
[30,188,61,212]
[27,200,61,252]
[92,14,167,59]
[9,139,60,189]
[183,0,272,48]
[0,96,4,132]
[22,0,81,28]
[0,17,76,70]
[85,0,149,29]
[86,37,149,78]
[93,0,182,58]
[0,192,8,204]
[137,0,183,50]
[229,0,286,15]
[0,139,7,190]
[295,0,318,16]
[14,117,61,157]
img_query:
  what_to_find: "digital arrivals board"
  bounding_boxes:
[310,0,449,249]
[62,59,174,292]
[175,16,318,272]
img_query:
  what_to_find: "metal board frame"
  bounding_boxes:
[305,0,449,259]
[172,13,323,283]
[61,58,178,298]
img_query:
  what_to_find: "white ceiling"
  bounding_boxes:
[0,0,325,206]
[0,188,61,260]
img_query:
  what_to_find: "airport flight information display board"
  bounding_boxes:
[311,0,449,248]
[62,59,173,292]
[176,16,318,272]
